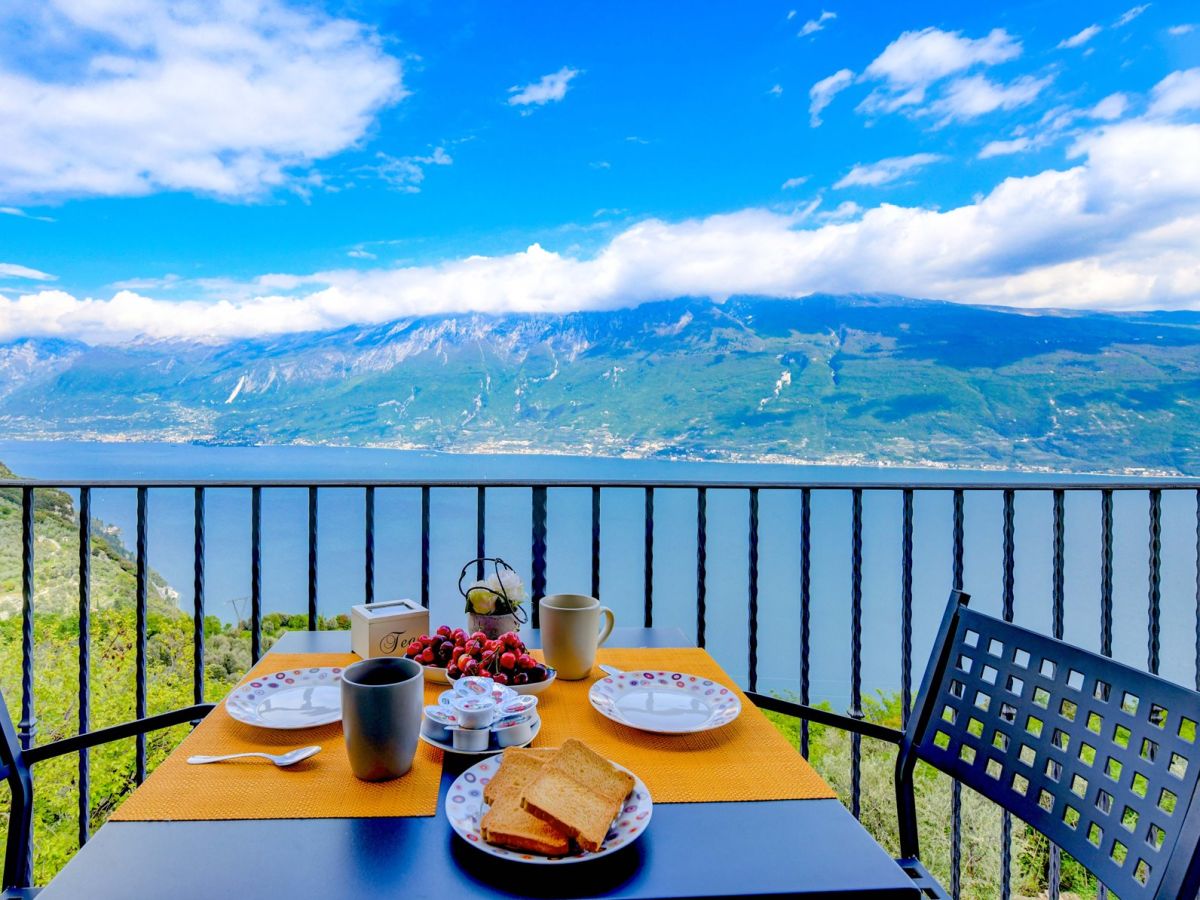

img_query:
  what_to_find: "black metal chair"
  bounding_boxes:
[0,691,213,896]
[752,590,1200,899]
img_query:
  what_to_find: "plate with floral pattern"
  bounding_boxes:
[588,670,741,734]
[445,755,651,864]
[225,666,344,729]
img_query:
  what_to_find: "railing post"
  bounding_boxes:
[135,487,148,783]
[900,489,913,729]
[19,486,35,886]
[251,486,262,663]
[420,486,430,609]
[643,487,654,628]
[849,488,863,820]
[591,487,601,601]
[1148,488,1162,675]
[77,487,92,848]
[696,488,707,649]
[1195,489,1200,691]
[193,486,206,706]
[950,488,964,900]
[1049,489,1066,900]
[748,488,759,694]
[364,486,375,605]
[1000,488,1015,900]
[476,487,486,581]
[531,486,548,608]
[308,486,318,628]
[799,488,811,759]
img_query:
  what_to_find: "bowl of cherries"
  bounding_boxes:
[405,626,556,695]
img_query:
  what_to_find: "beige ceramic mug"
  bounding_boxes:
[539,594,615,680]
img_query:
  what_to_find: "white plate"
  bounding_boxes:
[588,670,742,734]
[225,666,345,730]
[445,756,651,863]
[418,715,542,756]
[423,666,557,695]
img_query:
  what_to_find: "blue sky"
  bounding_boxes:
[0,0,1198,342]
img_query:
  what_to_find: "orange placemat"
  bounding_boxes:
[112,653,445,821]
[529,647,835,804]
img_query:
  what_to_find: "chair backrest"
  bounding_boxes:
[900,591,1200,900]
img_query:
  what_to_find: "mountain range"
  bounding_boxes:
[2,294,1198,474]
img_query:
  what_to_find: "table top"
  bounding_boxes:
[40,629,917,899]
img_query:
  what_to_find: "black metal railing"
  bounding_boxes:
[4,475,1200,898]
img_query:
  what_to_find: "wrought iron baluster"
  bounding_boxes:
[251,486,262,664]
[643,487,654,628]
[420,486,430,610]
[135,487,148,783]
[1001,488,1015,900]
[800,488,811,758]
[951,488,964,900]
[77,487,91,848]
[1149,488,1162,674]
[591,486,601,601]
[476,487,486,581]
[193,487,206,706]
[308,486,318,629]
[532,487,548,620]
[850,488,863,819]
[748,487,759,694]
[364,486,375,605]
[19,486,35,884]
[901,489,913,729]
[696,487,707,649]
[1101,490,1113,659]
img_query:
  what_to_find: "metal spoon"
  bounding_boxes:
[187,746,321,767]
[598,664,624,678]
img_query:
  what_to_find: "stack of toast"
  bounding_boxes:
[480,739,636,855]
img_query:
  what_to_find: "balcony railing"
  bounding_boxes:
[3,474,1200,897]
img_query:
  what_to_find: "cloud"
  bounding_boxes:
[0,206,54,223]
[858,27,1021,114]
[798,11,836,38]
[1169,24,1195,35]
[1058,25,1102,49]
[365,147,452,194]
[809,68,855,126]
[1148,67,1200,116]
[0,262,55,281]
[0,0,404,202]
[781,176,809,189]
[769,84,783,96]
[7,114,1200,342]
[1091,93,1129,120]
[929,73,1053,124]
[348,249,377,260]
[834,153,946,188]
[507,67,579,107]
[979,137,1032,158]
[1115,4,1150,27]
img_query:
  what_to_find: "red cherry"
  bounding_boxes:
[471,631,487,643]
[447,664,461,679]
[517,654,535,669]
[453,628,467,640]
[493,672,509,685]
[457,653,473,670]
[420,648,435,664]
[514,672,529,685]
[529,665,547,682]
[463,659,480,676]
[436,625,452,637]
[500,651,516,669]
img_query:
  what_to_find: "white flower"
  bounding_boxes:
[466,580,497,614]
[486,568,525,606]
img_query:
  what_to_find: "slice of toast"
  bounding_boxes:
[546,738,635,806]
[483,751,547,806]
[481,794,571,856]
[520,765,620,853]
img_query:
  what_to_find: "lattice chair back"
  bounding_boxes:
[898,591,1200,900]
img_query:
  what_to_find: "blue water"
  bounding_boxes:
[2,440,1198,707]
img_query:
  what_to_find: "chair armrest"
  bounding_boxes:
[23,704,216,764]
[745,692,904,745]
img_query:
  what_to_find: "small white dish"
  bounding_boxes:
[493,714,536,747]
[452,695,497,729]
[588,670,742,735]
[446,755,651,863]
[452,725,491,751]
[225,666,345,730]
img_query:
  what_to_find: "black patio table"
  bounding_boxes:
[38,628,918,899]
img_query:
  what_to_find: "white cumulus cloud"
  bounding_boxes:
[809,68,855,126]
[1148,68,1200,117]
[1058,25,1102,49]
[798,11,836,38]
[0,0,404,202]
[929,73,1053,124]
[834,153,946,188]
[508,67,580,107]
[0,262,55,281]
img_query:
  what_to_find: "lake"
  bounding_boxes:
[2,440,1198,707]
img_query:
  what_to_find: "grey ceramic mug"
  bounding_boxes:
[340,657,423,781]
